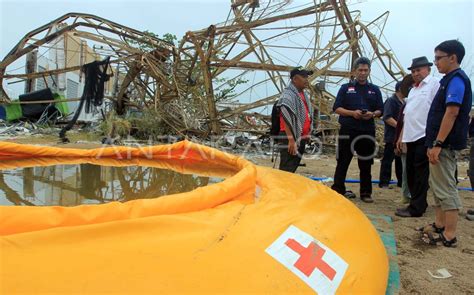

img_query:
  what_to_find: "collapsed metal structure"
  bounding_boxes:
[0,0,406,139]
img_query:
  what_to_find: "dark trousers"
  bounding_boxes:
[469,138,474,188]
[278,132,307,173]
[332,127,376,196]
[379,142,402,186]
[406,137,429,216]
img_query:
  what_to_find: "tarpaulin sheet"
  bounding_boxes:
[3,103,22,122]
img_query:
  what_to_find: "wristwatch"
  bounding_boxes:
[432,140,444,148]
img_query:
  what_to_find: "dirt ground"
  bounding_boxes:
[249,153,474,295]
[2,135,474,294]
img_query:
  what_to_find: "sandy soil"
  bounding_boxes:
[2,134,473,294]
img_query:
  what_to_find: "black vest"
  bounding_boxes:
[426,68,472,150]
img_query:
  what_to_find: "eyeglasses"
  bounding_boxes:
[433,55,450,62]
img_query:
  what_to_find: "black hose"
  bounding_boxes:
[59,57,110,142]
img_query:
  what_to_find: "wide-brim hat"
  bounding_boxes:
[407,56,433,70]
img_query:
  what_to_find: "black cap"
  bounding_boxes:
[407,56,433,70]
[395,81,402,92]
[290,67,314,79]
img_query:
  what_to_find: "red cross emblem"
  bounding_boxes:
[285,238,337,281]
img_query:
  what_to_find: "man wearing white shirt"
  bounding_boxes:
[395,56,440,217]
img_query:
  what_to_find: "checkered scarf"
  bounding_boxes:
[277,82,313,144]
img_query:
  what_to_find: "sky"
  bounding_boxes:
[356,0,473,79]
[1,0,473,97]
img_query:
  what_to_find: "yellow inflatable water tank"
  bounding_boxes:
[0,141,388,294]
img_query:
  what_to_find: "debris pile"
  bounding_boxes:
[0,0,406,143]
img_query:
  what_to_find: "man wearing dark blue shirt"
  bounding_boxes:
[424,40,472,247]
[331,57,384,203]
[379,81,404,188]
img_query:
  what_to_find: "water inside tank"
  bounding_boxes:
[0,162,226,206]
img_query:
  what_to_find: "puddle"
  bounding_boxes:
[0,163,226,206]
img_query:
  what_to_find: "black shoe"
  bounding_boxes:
[343,190,356,199]
[361,195,374,203]
[467,209,474,221]
[378,183,392,189]
[395,208,420,218]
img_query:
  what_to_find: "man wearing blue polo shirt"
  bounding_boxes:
[424,40,472,247]
[331,57,383,203]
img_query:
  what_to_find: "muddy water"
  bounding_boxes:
[0,163,225,206]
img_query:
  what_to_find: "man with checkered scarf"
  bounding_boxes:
[276,67,314,173]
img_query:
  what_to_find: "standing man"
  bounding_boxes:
[331,57,383,203]
[395,56,440,217]
[423,40,472,247]
[469,117,474,189]
[379,81,404,188]
[277,67,314,173]
[394,74,415,204]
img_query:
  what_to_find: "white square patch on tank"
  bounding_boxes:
[265,225,348,294]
